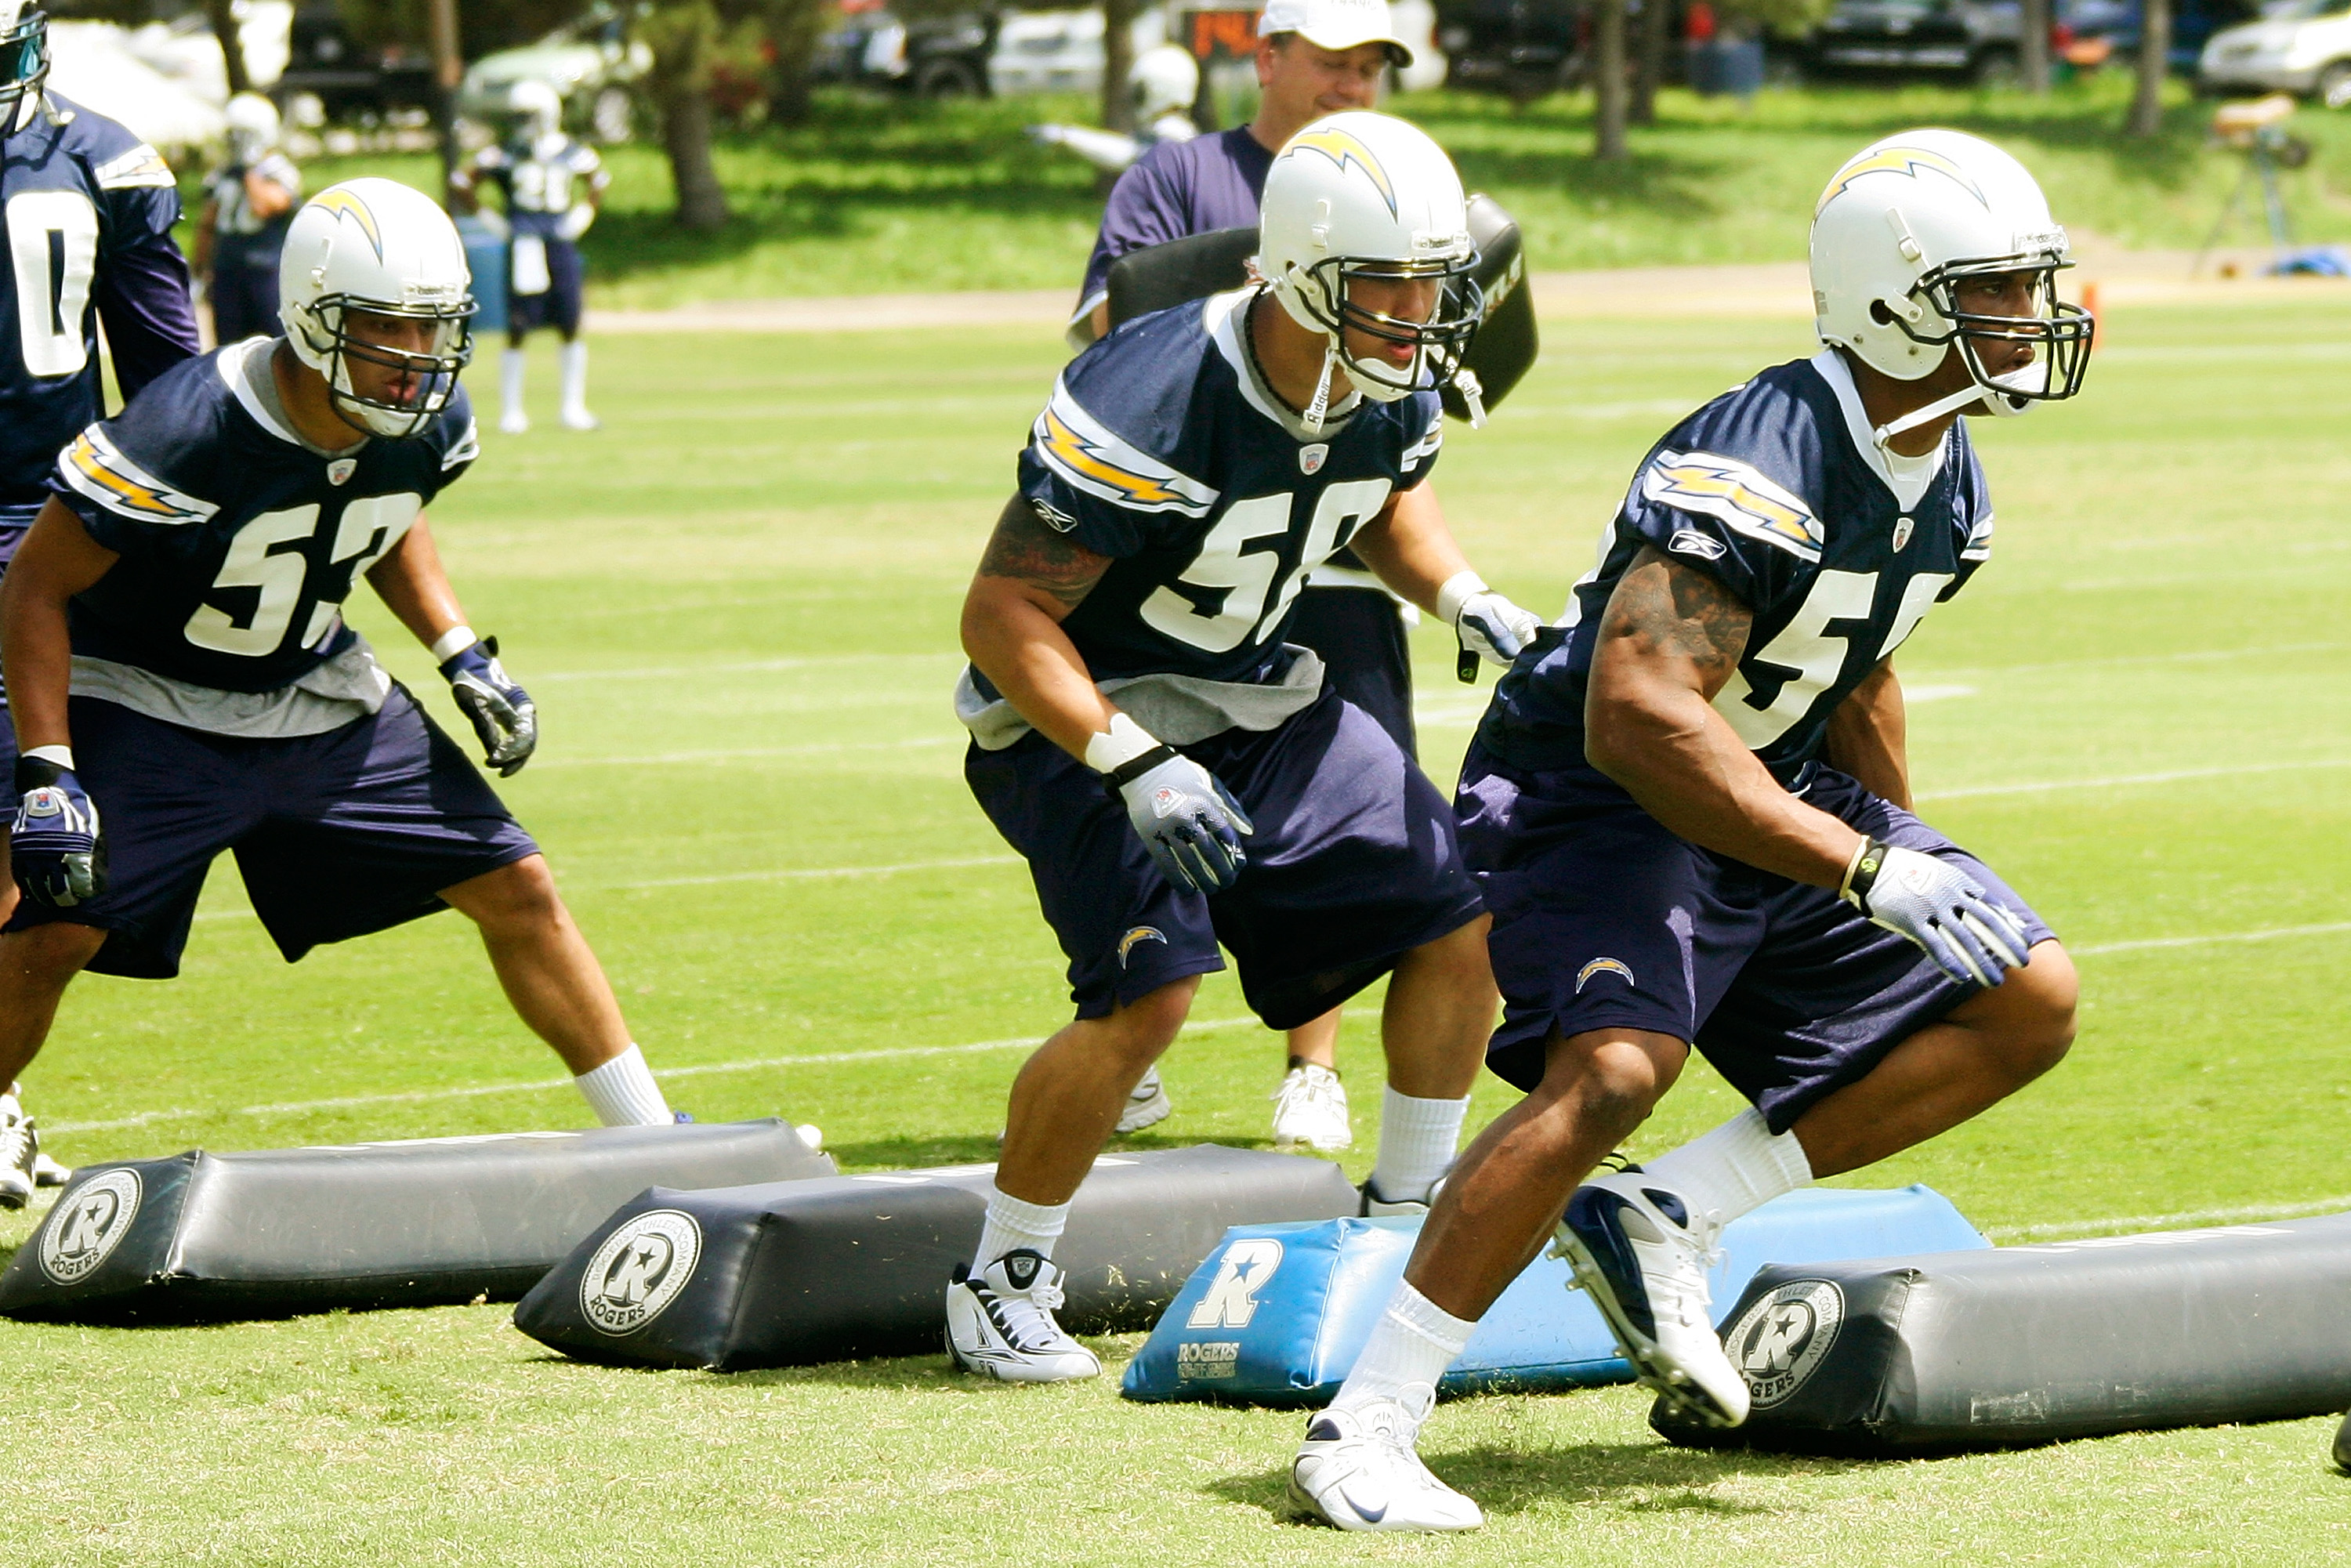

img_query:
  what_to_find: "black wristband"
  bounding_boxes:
[1842,835,1892,906]
[1102,744,1178,797]
[13,755,63,795]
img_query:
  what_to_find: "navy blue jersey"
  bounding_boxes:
[49,341,478,693]
[1480,350,1994,784]
[1018,288,1443,685]
[465,136,607,241]
[0,94,200,506]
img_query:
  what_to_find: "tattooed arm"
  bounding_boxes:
[960,494,1125,760]
[1584,546,1867,887]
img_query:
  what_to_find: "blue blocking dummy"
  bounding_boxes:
[1122,1185,1985,1405]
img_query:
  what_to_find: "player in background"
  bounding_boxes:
[1288,130,2090,1531]
[452,79,609,434]
[1068,0,1465,1153]
[0,179,679,1135]
[194,92,301,345]
[949,113,1540,1384]
[0,1,204,1204]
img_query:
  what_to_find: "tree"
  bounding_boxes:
[1100,0,1138,134]
[1592,0,1628,161]
[762,0,835,126]
[1630,0,1669,126]
[2020,0,2051,93]
[640,0,733,230]
[201,0,252,96]
[2128,0,2169,136]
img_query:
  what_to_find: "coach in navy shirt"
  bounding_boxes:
[1068,0,1429,1154]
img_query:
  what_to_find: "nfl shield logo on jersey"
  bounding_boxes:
[1298,443,1328,475]
[1892,514,1914,551]
[327,458,357,486]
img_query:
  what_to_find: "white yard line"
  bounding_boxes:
[1986,1193,2351,1242]
[2071,921,2351,956]
[1915,756,2351,802]
[42,1016,1266,1135]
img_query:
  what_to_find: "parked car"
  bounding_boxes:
[2200,0,2351,103]
[460,3,649,140]
[1802,0,2027,85]
[990,5,1168,96]
[814,0,999,96]
[1436,0,1589,96]
[273,2,436,121]
[2068,0,2259,71]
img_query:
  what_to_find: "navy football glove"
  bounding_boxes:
[1842,837,2030,988]
[440,636,538,777]
[1103,744,1255,896]
[11,757,105,909]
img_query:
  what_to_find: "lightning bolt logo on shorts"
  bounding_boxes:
[1286,126,1397,217]
[1575,958,1636,994]
[1118,926,1167,968]
[1816,146,1988,216]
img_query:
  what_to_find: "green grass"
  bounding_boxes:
[5,295,2351,1562]
[272,74,2351,307]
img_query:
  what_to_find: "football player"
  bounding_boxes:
[451,79,609,434]
[0,1,204,1202]
[0,179,677,1135]
[1068,0,1447,1154]
[194,92,302,346]
[1288,129,2091,1531]
[948,111,1540,1383]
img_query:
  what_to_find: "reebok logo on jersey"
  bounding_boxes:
[1575,958,1636,993]
[1117,926,1166,968]
[1667,528,1726,562]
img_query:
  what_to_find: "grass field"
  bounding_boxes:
[280,74,2351,307]
[5,293,2351,1563]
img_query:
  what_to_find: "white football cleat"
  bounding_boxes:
[0,1099,36,1211]
[945,1250,1101,1384]
[1114,1066,1172,1134]
[559,407,601,432]
[31,1150,69,1188]
[1288,1391,1483,1533]
[1272,1063,1352,1152]
[1555,1171,1748,1428]
[498,407,530,435]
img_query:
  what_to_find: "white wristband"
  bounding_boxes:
[1082,712,1161,774]
[23,744,73,771]
[1436,570,1488,627]
[430,625,479,663]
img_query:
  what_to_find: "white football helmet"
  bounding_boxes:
[1131,45,1198,123]
[1256,110,1481,431]
[0,1,47,119]
[279,179,475,439]
[1811,128,2092,441]
[508,78,563,140]
[224,92,280,166]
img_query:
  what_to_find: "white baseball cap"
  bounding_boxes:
[1257,0,1413,67]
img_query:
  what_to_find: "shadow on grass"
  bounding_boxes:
[1209,1436,1874,1520]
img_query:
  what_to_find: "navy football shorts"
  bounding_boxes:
[0,499,39,816]
[1288,586,1415,761]
[4,688,540,979]
[1454,743,2056,1133]
[507,234,584,337]
[966,685,1485,1030]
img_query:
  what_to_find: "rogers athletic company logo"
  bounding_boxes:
[1186,1237,1284,1329]
[40,1168,142,1285]
[580,1209,703,1334]
[1176,1341,1242,1380]
[1724,1279,1846,1408]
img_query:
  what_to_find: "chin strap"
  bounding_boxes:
[1302,339,1340,436]
[1873,382,1994,449]
[1453,367,1488,429]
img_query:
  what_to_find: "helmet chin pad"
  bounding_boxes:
[1274,252,1483,409]
[293,295,473,441]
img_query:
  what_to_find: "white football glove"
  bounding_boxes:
[1842,838,2030,988]
[1088,715,1254,895]
[1437,570,1542,682]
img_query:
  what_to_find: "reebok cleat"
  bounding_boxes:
[1114,1066,1172,1135]
[1556,1171,1748,1429]
[1271,1063,1352,1153]
[1288,1393,1483,1533]
[944,1249,1100,1384]
[0,1100,38,1211]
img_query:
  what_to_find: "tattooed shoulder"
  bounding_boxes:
[1600,544,1754,685]
[976,494,1110,611]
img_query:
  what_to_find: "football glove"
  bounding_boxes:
[440,636,538,777]
[1103,744,1255,896]
[1438,571,1542,683]
[1842,837,2030,989]
[10,757,104,909]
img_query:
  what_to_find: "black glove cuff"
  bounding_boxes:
[1841,835,1892,907]
[1101,744,1178,797]
[13,756,63,795]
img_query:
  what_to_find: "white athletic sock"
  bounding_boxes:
[974,1185,1069,1272]
[1331,1279,1475,1425]
[1369,1086,1470,1204]
[1640,1107,1813,1226]
[572,1045,671,1127]
[559,339,590,415]
[500,346,527,422]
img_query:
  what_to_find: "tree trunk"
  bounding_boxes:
[2020,0,2050,93]
[1100,0,1138,133]
[1593,0,1628,161]
[1630,0,1668,125]
[2128,0,2169,136]
[202,0,252,96]
[645,0,732,230]
[766,0,827,126]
